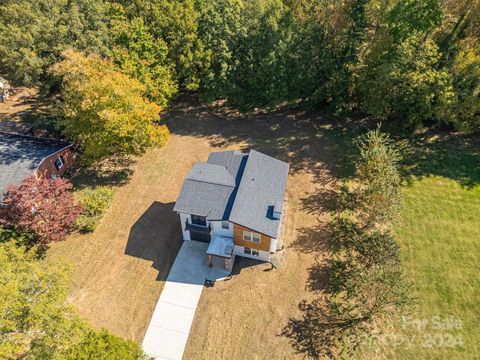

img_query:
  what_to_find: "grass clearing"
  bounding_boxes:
[394,176,480,358]
[390,132,480,359]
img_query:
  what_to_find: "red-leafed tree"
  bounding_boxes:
[0,176,82,246]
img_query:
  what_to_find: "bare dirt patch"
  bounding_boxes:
[0,87,51,126]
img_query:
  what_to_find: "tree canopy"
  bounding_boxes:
[355,126,402,228]
[52,50,169,162]
[0,240,147,359]
[0,0,111,86]
[1,0,479,131]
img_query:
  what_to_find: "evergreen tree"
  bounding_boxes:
[355,126,402,229]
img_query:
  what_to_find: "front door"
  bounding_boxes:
[190,230,211,243]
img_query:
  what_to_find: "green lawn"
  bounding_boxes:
[393,134,480,359]
[326,128,480,358]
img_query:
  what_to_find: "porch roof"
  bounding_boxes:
[207,234,234,259]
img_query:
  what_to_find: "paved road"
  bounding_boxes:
[142,241,209,360]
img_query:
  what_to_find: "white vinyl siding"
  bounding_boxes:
[233,245,270,261]
[209,220,233,238]
[244,247,259,256]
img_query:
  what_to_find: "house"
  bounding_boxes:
[0,131,73,197]
[173,149,289,267]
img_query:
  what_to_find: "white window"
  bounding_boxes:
[244,247,259,256]
[54,156,65,171]
[243,231,261,243]
[221,221,229,229]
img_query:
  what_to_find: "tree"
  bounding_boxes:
[0,241,148,359]
[451,47,480,131]
[52,50,169,162]
[330,216,400,270]
[357,36,456,129]
[110,7,178,108]
[117,0,210,90]
[0,0,110,86]
[331,263,411,323]
[355,127,402,229]
[197,0,244,101]
[63,329,148,360]
[385,0,442,43]
[200,0,298,110]
[0,241,79,358]
[0,176,82,246]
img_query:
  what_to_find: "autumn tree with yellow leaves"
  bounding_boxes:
[52,50,169,163]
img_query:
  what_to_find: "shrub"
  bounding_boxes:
[75,187,113,232]
[64,329,148,360]
[0,176,82,246]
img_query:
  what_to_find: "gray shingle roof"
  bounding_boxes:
[229,150,289,238]
[174,149,289,237]
[187,163,235,186]
[173,180,234,219]
[0,132,71,197]
[173,151,247,220]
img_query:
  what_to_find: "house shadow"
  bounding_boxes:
[125,201,183,281]
[231,256,269,276]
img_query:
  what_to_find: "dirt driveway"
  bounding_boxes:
[48,94,337,357]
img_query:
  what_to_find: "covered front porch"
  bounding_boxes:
[205,234,236,282]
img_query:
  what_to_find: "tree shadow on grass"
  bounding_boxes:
[164,93,344,180]
[399,129,480,188]
[300,183,344,217]
[69,156,136,190]
[282,298,353,359]
[125,201,183,281]
[291,223,331,255]
[0,87,52,124]
[306,260,332,295]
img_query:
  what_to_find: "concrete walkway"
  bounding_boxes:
[142,241,209,360]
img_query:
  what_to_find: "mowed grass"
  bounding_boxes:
[394,134,480,359]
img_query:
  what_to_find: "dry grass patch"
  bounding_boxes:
[47,94,338,355]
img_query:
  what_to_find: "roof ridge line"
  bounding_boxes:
[184,178,235,188]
